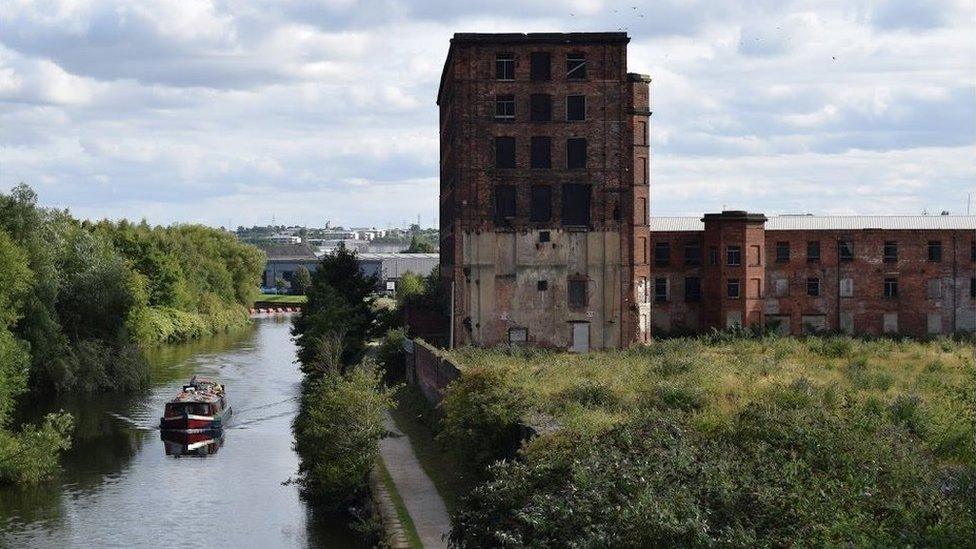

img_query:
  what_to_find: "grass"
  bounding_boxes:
[375,459,423,549]
[254,294,307,304]
[389,385,467,513]
[443,334,976,464]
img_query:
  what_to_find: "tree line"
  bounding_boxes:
[0,184,265,485]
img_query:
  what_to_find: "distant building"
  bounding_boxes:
[358,253,439,293]
[262,243,318,290]
[265,233,302,244]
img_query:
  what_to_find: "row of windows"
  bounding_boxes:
[650,277,976,302]
[494,183,592,225]
[495,136,587,169]
[496,52,587,81]
[495,94,587,122]
[653,239,976,267]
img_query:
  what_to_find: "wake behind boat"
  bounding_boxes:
[159,376,232,432]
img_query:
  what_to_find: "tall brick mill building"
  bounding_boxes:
[436,32,976,350]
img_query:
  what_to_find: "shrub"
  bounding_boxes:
[439,366,528,473]
[292,364,395,511]
[376,328,407,381]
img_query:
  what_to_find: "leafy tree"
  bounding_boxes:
[403,234,434,253]
[275,276,288,294]
[395,271,424,305]
[292,245,377,372]
[293,266,312,295]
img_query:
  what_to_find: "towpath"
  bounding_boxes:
[379,411,451,548]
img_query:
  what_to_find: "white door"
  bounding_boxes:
[570,322,589,353]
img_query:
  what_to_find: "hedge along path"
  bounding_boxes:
[378,411,451,548]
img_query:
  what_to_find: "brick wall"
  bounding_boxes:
[405,339,461,404]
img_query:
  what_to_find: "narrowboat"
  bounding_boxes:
[159,376,232,432]
[161,428,225,457]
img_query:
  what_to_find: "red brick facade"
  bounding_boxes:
[649,212,976,337]
[438,33,650,350]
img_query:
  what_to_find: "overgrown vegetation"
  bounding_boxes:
[441,334,976,546]
[291,245,397,519]
[0,183,264,485]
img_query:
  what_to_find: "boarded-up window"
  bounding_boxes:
[530,94,552,121]
[685,277,701,302]
[840,278,853,297]
[567,95,585,121]
[637,197,648,225]
[749,278,762,298]
[530,137,551,169]
[561,183,591,225]
[927,279,942,299]
[509,327,528,343]
[495,137,515,168]
[636,120,647,145]
[567,138,587,169]
[749,245,761,266]
[494,185,516,221]
[883,313,898,334]
[568,278,587,308]
[766,315,791,336]
[927,313,942,334]
[840,312,854,334]
[802,315,827,334]
[636,157,647,184]
[726,311,742,329]
[639,237,648,264]
[530,52,550,81]
[529,185,552,222]
[773,277,789,297]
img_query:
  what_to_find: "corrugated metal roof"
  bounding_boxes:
[650,216,976,232]
[356,253,439,261]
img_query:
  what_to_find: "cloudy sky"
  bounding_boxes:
[1,1,974,229]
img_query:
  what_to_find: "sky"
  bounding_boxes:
[0,0,974,229]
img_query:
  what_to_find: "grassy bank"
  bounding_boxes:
[441,334,976,546]
[255,294,308,304]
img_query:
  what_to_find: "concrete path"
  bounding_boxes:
[379,412,451,548]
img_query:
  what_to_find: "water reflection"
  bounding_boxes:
[0,316,365,548]
[160,428,226,457]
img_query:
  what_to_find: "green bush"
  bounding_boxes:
[292,364,395,511]
[439,366,528,473]
[376,328,407,381]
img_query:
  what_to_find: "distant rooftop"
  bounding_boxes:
[650,215,976,232]
[261,243,317,260]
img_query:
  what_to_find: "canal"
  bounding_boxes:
[0,315,364,548]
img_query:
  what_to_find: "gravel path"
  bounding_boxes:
[379,412,451,548]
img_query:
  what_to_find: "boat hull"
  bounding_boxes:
[159,407,232,432]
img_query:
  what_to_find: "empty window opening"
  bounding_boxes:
[839,240,854,262]
[684,277,701,302]
[530,137,551,169]
[495,53,515,80]
[807,277,821,297]
[654,242,671,266]
[530,52,551,81]
[537,280,548,291]
[567,138,587,169]
[494,185,516,221]
[727,278,741,299]
[775,241,790,263]
[538,230,551,243]
[567,95,586,121]
[568,278,587,308]
[566,53,586,80]
[684,242,701,266]
[654,278,669,302]
[928,240,942,262]
[530,94,552,122]
[494,136,515,168]
[530,185,552,222]
[884,241,898,263]
[708,246,719,265]
[561,184,591,226]
[807,241,821,263]
[495,94,515,119]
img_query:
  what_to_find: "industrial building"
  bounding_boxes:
[436,32,975,349]
[438,32,651,351]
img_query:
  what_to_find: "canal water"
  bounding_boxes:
[0,315,364,548]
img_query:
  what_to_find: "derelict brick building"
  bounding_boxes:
[437,32,651,351]
[648,212,976,337]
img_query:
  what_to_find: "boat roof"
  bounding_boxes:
[169,390,220,404]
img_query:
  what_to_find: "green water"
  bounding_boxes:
[0,316,365,548]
